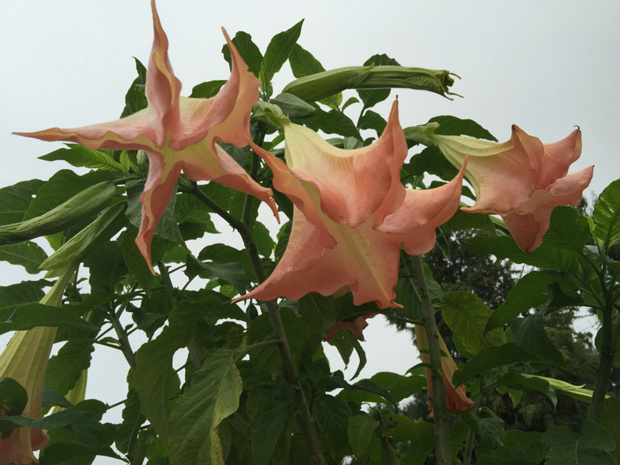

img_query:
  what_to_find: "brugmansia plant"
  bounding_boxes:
[1,1,618,465]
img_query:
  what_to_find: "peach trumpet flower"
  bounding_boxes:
[0,267,75,465]
[429,126,593,252]
[237,101,467,310]
[15,0,277,273]
[414,325,475,417]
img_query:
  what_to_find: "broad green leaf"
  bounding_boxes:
[251,401,291,465]
[601,397,620,464]
[443,291,505,355]
[476,415,505,456]
[0,378,28,416]
[543,421,616,465]
[313,395,351,454]
[134,324,185,443]
[121,57,147,117]
[0,280,46,320]
[271,93,317,119]
[0,241,48,274]
[397,418,435,465]
[39,144,125,173]
[593,178,620,248]
[44,339,94,396]
[463,207,591,275]
[190,79,227,98]
[358,110,387,137]
[0,303,97,335]
[121,226,156,294]
[222,31,263,77]
[512,315,565,366]
[453,343,542,386]
[288,43,342,109]
[168,349,243,465]
[486,271,578,333]
[347,414,378,458]
[83,240,128,293]
[0,179,44,224]
[428,115,497,141]
[115,389,146,457]
[260,20,304,96]
[503,430,547,465]
[477,447,537,465]
[304,106,362,140]
[298,293,337,335]
[252,221,275,257]
[501,371,557,407]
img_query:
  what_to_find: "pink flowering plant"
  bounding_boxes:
[1,2,619,464]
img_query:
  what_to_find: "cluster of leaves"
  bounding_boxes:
[0,20,619,465]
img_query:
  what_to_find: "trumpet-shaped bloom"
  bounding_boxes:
[0,268,75,464]
[237,102,466,309]
[15,0,276,273]
[414,325,475,417]
[429,126,593,252]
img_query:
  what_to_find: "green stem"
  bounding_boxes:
[108,306,136,370]
[588,291,614,421]
[409,255,451,465]
[380,436,398,465]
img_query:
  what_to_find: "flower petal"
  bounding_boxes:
[502,165,594,253]
[431,127,537,214]
[324,313,378,341]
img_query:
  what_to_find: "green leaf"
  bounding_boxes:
[543,421,616,465]
[298,293,337,336]
[0,241,48,273]
[222,31,263,77]
[44,339,94,396]
[477,447,537,465]
[0,303,97,334]
[271,93,317,119]
[190,80,227,98]
[347,414,378,458]
[0,378,28,416]
[486,271,577,333]
[503,430,547,465]
[396,418,435,465]
[288,43,341,109]
[121,226,156,294]
[251,401,291,465]
[304,106,362,139]
[0,280,46,320]
[593,178,620,249]
[121,58,147,117]
[134,324,185,443]
[521,374,596,403]
[39,144,125,173]
[462,207,592,275]
[358,110,387,137]
[0,179,44,224]
[453,343,542,386]
[168,349,243,465]
[116,388,146,457]
[313,395,351,453]
[260,20,304,96]
[428,115,497,141]
[476,415,505,456]
[512,314,565,366]
[251,221,275,257]
[501,371,557,407]
[83,240,128,293]
[443,291,505,356]
[601,397,620,464]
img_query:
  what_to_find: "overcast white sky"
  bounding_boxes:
[1,1,619,461]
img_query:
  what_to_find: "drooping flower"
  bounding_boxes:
[0,267,75,465]
[15,0,276,273]
[429,126,593,252]
[414,325,475,417]
[237,102,466,309]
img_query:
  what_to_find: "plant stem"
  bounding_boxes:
[409,255,451,465]
[380,436,398,465]
[588,290,615,421]
[108,306,136,370]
